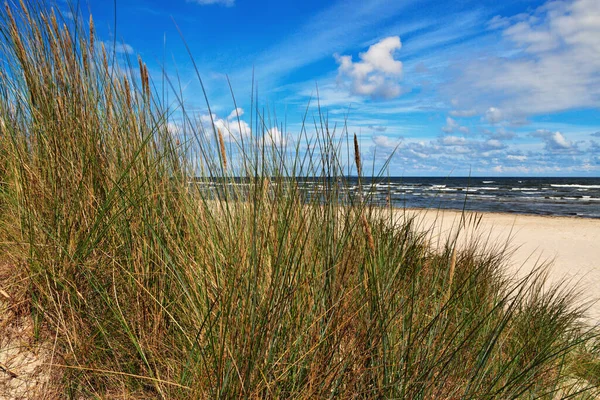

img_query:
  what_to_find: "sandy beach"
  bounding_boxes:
[395,208,600,321]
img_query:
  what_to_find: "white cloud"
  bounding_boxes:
[227,108,244,120]
[440,135,467,146]
[101,41,134,55]
[372,134,402,149]
[484,107,503,124]
[188,0,234,6]
[483,127,517,141]
[167,122,181,135]
[507,155,527,161]
[450,0,600,115]
[531,129,576,152]
[335,36,403,99]
[486,139,504,149]
[441,117,469,134]
[264,127,287,147]
[201,110,251,142]
[441,117,458,133]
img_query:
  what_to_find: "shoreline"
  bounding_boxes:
[399,206,599,220]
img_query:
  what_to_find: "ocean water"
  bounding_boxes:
[336,177,600,219]
[193,177,600,219]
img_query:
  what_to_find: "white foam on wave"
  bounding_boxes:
[511,187,538,191]
[478,187,499,190]
[482,181,495,184]
[551,184,600,189]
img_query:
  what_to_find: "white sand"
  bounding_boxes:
[393,208,600,322]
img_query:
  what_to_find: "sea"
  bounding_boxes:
[336,177,600,219]
[194,176,600,219]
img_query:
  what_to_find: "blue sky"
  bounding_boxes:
[65,0,599,176]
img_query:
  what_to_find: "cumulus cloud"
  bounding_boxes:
[442,117,469,134]
[335,36,403,100]
[440,135,467,146]
[449,0,600,115]
[264,127,287,147]
[378,131,596,174]
[484,107,503,124]
[592,131,600,137]
[167,122,181,135]
[227,108,244,120]
[483,127,516,141]
[372,135,402,149]
[188,0,234,6]
[507,154,527,161]
[201,109,251,142]
[530,129,577,152]
[436,135,507,155]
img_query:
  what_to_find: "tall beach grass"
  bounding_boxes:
[0,1,599,398]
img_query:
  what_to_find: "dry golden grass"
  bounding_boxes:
[0,1,598,398]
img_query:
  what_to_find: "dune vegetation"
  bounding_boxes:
[0,1,599,398]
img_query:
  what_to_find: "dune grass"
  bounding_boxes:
[0,1,599,398]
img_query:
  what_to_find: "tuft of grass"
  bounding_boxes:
[0,2,598,398]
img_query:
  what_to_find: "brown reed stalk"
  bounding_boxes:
[361,214,375,257]
[82,39,88,74]
[138,56,150,100]
[123,76,131,110]
[18,0,31,26]
[50,8,59,35]
[89,15,95,55]
[353,133,361,177]
[143,65,150,100]
[217,128,227,169]
[101,42,108,73]
[445,246,457,302]
[353,133,374,256]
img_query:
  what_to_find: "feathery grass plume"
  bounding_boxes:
[361,214,375,256]
[5,4,24,62]
[100,42,108,74]
[353,133,361,177]
[138,56,150,100]
[123,76,131,110]
[89,15,95,54]
[353,133,374,254]
[218,128,227,169]
[143,64,150,100]
[18,0,31,25]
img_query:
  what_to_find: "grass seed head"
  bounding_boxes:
[354,133,361,177]
[89,15,95,55]
[361,214,375,256]
[218,128,227,169]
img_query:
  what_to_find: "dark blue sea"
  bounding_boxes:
[194,176,600,219]
[338,177,600,219]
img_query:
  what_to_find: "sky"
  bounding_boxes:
[61,0,599,176]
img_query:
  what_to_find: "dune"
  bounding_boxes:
[395,208,600,321]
